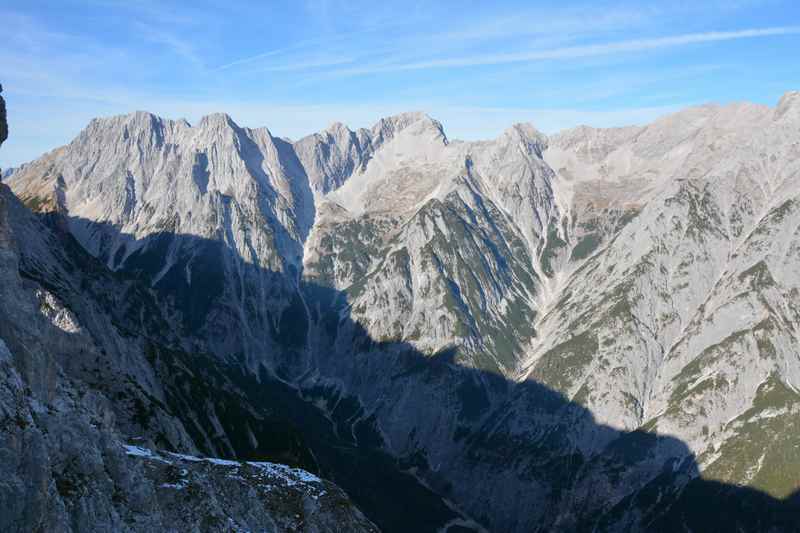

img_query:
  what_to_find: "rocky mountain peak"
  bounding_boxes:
[326,120,352,135]
[372,111,448,144]
[379,110,429,128]
[103,110,164,132]
[500,122,548,156]
[197,111,238,131]
[77,111,181,154]
[775,90,800,120]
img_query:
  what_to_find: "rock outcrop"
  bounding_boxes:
[0,84,7,180]
[0,84,7,148]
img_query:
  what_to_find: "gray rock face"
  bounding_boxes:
[0,84,6,181]
[0,84,7,148]
[5,94,800,532]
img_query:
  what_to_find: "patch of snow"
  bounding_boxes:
[124,444,155,458]
[167,451,202,462]
[248,461,322,485]
[160,481,187,490]
[206,457,239,466]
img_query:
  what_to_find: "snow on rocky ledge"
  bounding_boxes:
[123,444,323,490]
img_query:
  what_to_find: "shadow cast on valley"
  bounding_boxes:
[26,209,800,532]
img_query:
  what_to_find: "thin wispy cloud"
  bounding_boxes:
[254,57,356,73]
[135,24,205,70]
[324,26,800,76]
[214,21,406,72]
[215,4,646,75]
[435,7,646,43]
[216,45,308,71]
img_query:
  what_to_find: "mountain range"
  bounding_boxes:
[2,90,800,531]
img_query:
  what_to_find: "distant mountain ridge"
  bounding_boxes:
[4,92,800,531]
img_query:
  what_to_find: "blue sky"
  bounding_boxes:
[1,0,799,168]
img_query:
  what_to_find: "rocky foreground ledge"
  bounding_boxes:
[119,443,379,532]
